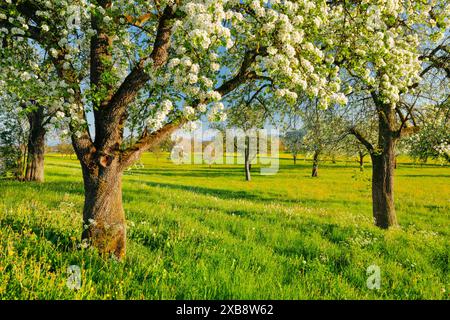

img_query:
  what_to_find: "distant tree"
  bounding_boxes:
[283,129,306,165]
[404,102,450,163]
[160,135,176,153]
[338,98,379,171]
[55,140,76,159]
[299,100,347,177]
[226,107,263,181]
[149,133,176,162]
[0,41,62,182]
[225,83,272,181]
[346,137,370,171]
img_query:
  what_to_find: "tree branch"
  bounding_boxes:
[348,127,374,154]
[216,48,268,96]
[94,5,177,156]
[118,45,272,168]
[119,119,185,170]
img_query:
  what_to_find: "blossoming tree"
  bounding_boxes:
[298,99,348,177]
[283,129,306,165]
[1,0,349,258]
[404,93,450,163]
[0,94,29,179]
[1,0,446,257]
[329,0,448,228]
[0,40,63,182]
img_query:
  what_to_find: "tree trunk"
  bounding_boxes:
[312,150,319,177]
[371,102,398,229]
[359,151,365,172]
[244,144,251,181]
[25,108,46,182]
[74,119,181,260]
[371,152,397,228]
[81,163,126,259]
[245,159,251,181]
[293,154,297,165]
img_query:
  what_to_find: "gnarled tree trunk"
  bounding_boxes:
[25,107,46,182]
[81,162,126,259]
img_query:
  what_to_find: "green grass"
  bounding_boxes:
[0,153,448,299]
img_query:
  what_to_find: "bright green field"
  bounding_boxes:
[0,153,449,299]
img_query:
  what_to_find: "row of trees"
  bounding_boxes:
[0,0,448,258]
[283,99,450,176]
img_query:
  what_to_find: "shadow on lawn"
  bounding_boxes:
[2,168,367,215]
[13,175,367,210]
[400,173,450,178]
[125,166,256,178]
[141,181,367,208]
[46,162,82,170]
[0,178,373,258]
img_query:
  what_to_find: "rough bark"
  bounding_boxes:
[81,161,126,259]
[25,107,46,182]
[312,150,319,177]
[370,97,399,229]
[77,52,178,259]
[371,149,397,228]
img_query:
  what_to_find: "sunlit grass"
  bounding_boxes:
[0,153,448,299]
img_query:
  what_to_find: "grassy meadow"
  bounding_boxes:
[0,153,448,299]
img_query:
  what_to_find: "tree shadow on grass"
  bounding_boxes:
[46,162,82,170]
[396,162,450,169]
[3,170,367,216]
[141,181,367,208]
[400,173,450,178]
[45,171,84,184]
[144,181,263,201]
[125,166,250,178]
